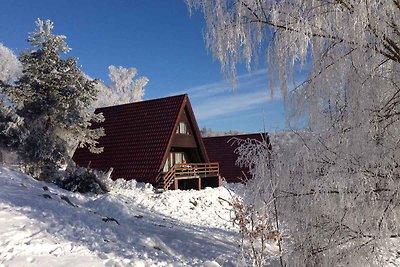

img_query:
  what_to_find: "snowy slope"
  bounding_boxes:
[0,166,241,267]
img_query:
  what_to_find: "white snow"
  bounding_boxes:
[0,166,241,266]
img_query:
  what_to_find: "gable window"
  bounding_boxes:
[176,122,189,135]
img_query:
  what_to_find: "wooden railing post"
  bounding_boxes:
[157,162,220,190]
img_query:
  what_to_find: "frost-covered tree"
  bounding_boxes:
[2,19,104,180]
[0,43,21,103]
[108,65,148,102]
[186,0,399,89]
[200,126,244,137]
[93,65,148,108]
[0,43,21,85]
[0,105,26,151]
[187,1,400,266]
[0,44,23,152]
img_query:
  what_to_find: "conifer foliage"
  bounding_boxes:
[1,19,104,181]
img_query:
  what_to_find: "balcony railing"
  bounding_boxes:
[156,162,219,190]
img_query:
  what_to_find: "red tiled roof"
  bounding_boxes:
[202,133,271,183]
[73,94,188,183]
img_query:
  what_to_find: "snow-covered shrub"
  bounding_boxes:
[95,167,114,192]
[109,177,138,191]
[37,162,64,183]
[230,136,283,266]
[57,166,110,194]
[230,196,281,267]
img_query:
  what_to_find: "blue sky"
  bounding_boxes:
[0,0,298,133]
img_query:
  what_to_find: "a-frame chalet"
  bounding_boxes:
[73,94,221,190]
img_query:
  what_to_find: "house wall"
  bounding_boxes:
[160,106,209,176]
[171,110,197,148]
[169,108,205,163]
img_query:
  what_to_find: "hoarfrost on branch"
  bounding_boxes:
[187,1,400,265]
[93,65,149,108]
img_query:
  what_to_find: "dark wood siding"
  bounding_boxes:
[171,109,197,148]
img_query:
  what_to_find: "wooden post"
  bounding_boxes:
[198,177,202,190]
[173,179,178,190]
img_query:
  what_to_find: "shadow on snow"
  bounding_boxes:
[0,166,239,266]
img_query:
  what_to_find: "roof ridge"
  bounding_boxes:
[202,132,268,138]
[95,94,187,111]
[73,93,190,183]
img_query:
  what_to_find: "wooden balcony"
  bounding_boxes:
[156,163,220,190]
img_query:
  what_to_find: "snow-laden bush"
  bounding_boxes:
[57,166,113,194]
[110,178,138,191]
[229,136,283,266]
[229,196,281,267]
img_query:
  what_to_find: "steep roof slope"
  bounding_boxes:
[203,133,270,183]
[73,95,187,183]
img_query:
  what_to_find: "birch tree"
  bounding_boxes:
[0,43,21,85]
[93,65,149,108]
[187,1,400,265]
[0,43,21,103]
[0,44,23,154]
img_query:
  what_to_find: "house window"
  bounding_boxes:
[176,122,189,135]
[163,158,169,172]
[163,152,187,172]
[175,152,184,164]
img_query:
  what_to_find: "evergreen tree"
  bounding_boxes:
[4,19,104,180]
[0,105,26,151]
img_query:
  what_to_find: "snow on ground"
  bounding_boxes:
[0,166,242,266]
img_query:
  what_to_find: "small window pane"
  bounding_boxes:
[170,153,174,167]
[163,158,169,172]
[176,122,188,134]
[180,122,185,134]
[176,153,183,164]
